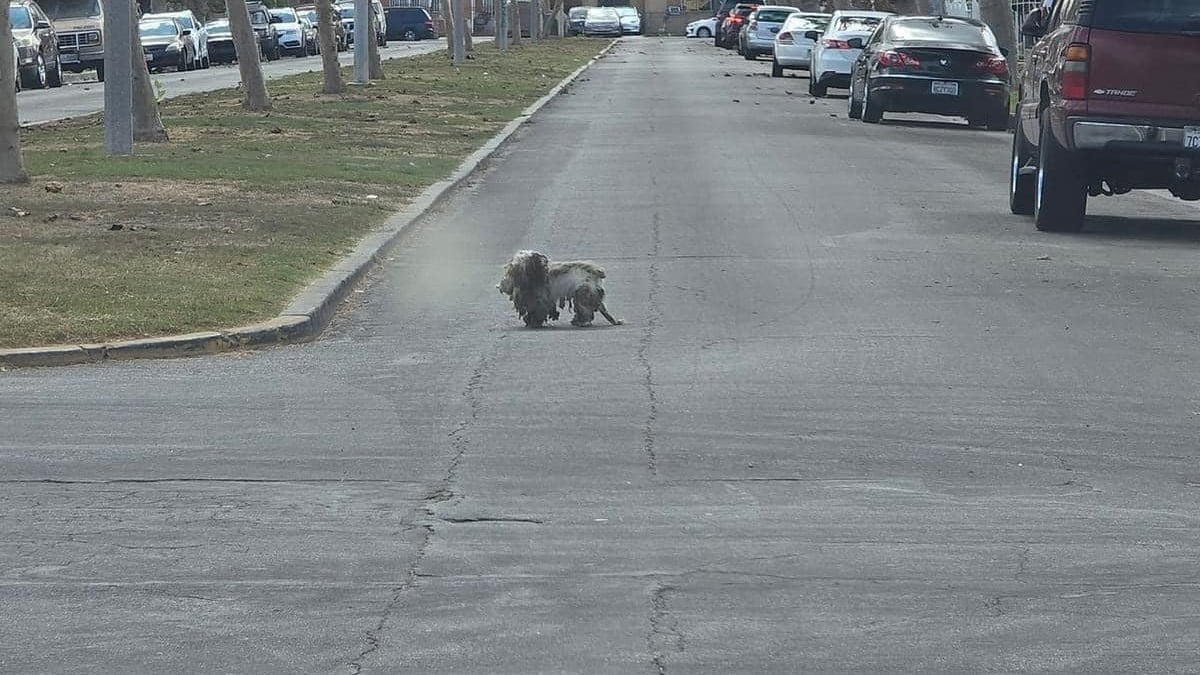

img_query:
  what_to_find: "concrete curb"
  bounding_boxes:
[1,39,619,370]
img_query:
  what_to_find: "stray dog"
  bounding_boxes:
[497,250,624,328]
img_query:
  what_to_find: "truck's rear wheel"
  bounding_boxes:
[1034,115,1087,232]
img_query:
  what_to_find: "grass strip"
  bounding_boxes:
[0,39,605,348]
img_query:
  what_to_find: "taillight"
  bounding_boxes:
[1062,43,1089,100]
[972,55,1008,77]
[777,31,793,44]
[821,38,850,49]
[876,49,920,68]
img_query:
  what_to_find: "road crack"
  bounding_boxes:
[638,209,662,477]
[648,582,684,674]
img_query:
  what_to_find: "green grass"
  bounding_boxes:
[0,39,605,348]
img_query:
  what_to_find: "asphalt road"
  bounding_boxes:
[5,37,1200,672]
[15,38,452,126]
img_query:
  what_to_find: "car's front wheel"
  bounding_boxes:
[697,27,710,38]
[46,55,62,87]
[861,80,882,123]
[1034,115,1087,232]
[808,76,826,97]
[22,53,47,89]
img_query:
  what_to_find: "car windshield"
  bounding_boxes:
[249,9,269,24]
[270,8,298,23]
[206,21,230,35]
[888,19,997,49]
[38,0,99,19]
[139,20,178,37]
[336,4,355,18]
[615,7,637,16]
[756,9,795,22]
[833,15,881,33]
[1092,0,1200,33]
[299,9,317,23]
[587,8,616,19]
[569,7,588,18]
[176,15,195,28]
[8,6,32,29]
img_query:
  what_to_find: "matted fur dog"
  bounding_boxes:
[497,250,624,328]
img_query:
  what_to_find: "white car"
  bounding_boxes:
[614,6,641,35]
[771,12,829,77]
[142,10,208,69]
[685,16,716,38]
[11,38,19,92]
[269,7,308,57]
[807,9,890,97]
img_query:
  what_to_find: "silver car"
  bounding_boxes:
[583,7,621,37]
[142,10,208,69]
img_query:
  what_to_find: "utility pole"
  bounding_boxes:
[353,0,370,83]
[451,0,466,63]
[496,0,507,49]
[103,0,133,156]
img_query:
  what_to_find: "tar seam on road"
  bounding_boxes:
[648,581,684,674]
[639,208,663,478]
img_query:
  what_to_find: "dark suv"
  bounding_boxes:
[1010,0,1200,232]
[384,6,435,41]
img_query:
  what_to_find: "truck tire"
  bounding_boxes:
[1034,114,1087,232]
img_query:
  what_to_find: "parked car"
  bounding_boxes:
[717,3,756,49]
[143,9,208,69]
[567,6,588,36]
[138,17,192,73]
[299,16,320,54]
[9,0,62,89]
[685,16,715,38]
[807,9,890,96]
[203,18,236,64]
[583,7,621,37]
[297,4,348,50]
[712,0,743,47]
[1010,0,1200,232]
[269,7,310,57]
[614,6,641,35]
[38,0,102,81]
[246,1,281,60]
[737,5,796,60]
[336,0,386,47]
[771,12,829,76]
[847,16,1009,129]
[384,6,435,41]
[11,37,20,92]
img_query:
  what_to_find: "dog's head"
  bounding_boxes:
[497,250,550,296]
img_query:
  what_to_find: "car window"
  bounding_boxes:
[1092,0,1200,33]
[756,9,794,22]
[38,0,99,19]
[336,4,355,18]
[569,7,588,18]
[8,6,33,29]
[139,19,179,37]
[206,21,231,35]
[250,9,269,23]
[270,8,298,22]
[887,18,997,49]
[833,15,882,33]
[176,14,195,28]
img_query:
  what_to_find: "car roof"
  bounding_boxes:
[887,14,985,28]
[754,5,800,10]
[830,10,893,19]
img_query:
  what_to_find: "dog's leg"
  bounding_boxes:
[598,302,623,326]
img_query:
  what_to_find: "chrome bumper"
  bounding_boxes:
[1072,120,1195,150]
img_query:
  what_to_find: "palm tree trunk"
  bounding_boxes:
[227,0,272,111]
[367,2,384,79]
[0,5,29,183]
[131,4,169,143]
[317,0,343,93]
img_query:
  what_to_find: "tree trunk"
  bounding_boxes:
[542,0,561,37]
[0,5,29,183]
[367,2,384,79]
[442,0,456,56]
[508,0,521,45]
[131,4,169,143]
[227,0,271,111]
[979,0,1015,59]
[462,5,473,51]
[316,0,343,93]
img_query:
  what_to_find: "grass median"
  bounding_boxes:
[0,39,606,349]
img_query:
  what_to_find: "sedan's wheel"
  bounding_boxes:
[1034,114,1087,232]
[403,29,417,41]
[808,76,826,98]
[847,81,862,119]
[771,59,782,77]
[697,27,710,38]
[1009,120,1036,215]
[861,80,882,123]
[743,48,755,61]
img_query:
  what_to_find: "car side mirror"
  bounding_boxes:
[1020,9,1044,38]
[846,37,863,49]
[181,29,192,36]
[35,19,52,30]
[803,29,819,41]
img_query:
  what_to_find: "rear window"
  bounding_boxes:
[1092,0,1200,33]
[887,19,996,49]
[755,9,794,22]
[833,15,882,33]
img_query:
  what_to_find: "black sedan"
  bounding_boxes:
[847,15,1010,130]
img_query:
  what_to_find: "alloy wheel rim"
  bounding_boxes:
[36,56,46,86]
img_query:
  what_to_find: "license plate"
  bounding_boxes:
[931,81,959,96]
[59,53,78,64]
[1185,126,1200,150]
